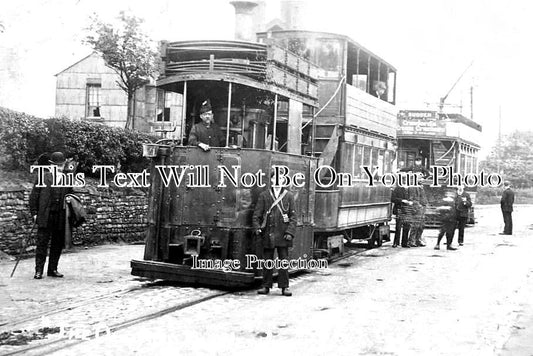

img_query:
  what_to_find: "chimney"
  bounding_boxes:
[230,1,259,41]
[252,1,266,33]
[280,0,305,30]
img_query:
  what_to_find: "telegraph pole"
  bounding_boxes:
[470,86,474,121]
[497,105,502,174]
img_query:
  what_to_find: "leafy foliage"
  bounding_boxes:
[84,11,160,129]
[480,130,533,188]
[0,108,48,170]
[0,107,157,175]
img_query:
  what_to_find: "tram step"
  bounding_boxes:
[131,260,255,289]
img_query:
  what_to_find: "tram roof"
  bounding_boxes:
[164,39,268,54]
[438,113,482,131]
[256,30,397,72]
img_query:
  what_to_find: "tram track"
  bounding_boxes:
[0,245,374,356]
[1,284,146,331]
[1,290,228,356]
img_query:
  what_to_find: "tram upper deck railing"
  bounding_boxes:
[159,40,319,100]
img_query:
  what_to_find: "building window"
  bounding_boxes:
[86,84,101,117]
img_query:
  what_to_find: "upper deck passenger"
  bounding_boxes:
[188,99,225,151]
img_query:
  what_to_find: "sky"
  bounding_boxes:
[1,0,532,158]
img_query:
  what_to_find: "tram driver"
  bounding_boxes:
[188,99,225,151]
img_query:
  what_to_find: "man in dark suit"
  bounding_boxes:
[406,184,428,247]
[455,185,472,246]
[29,152,73,279]
[252,171,297,296]
[500,181,514,235]
[434,191,457,250]
[391,184,410,248]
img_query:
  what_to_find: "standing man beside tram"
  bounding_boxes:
[500,181,514,235]
[434,191,458,251]
[406,181,428,247]
[455,185,472,246]
[188,99,225,151]
[253,171,297,297]
[391,182,411,248]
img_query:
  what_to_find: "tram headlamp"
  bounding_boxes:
[142,144,159,158]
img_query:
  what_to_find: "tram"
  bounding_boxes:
[131,21,398,288]
[396,110,482,226]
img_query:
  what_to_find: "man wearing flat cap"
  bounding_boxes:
[188,99,225,151]
[29,152,73,279]
[500,181,514,235]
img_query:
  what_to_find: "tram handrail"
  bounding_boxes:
[301,75,346,131]
[436,141,456,162]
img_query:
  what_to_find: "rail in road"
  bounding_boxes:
[0,245,368,355]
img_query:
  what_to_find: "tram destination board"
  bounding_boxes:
[398,110,446,136]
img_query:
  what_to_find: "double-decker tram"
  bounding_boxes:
[131,22,398,288]
[396,110,482,226]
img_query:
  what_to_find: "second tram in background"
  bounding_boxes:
[396,110,482,226]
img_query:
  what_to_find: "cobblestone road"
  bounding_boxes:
[2,205,533,356]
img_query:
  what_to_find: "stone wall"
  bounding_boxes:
[0,180,148,256]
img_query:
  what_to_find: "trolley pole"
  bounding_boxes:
[272,94,278,151]
[497,105,502,174]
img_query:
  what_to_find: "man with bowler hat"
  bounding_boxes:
[188,99,225,151]
[29,152,72,279]
[500,181,514,235]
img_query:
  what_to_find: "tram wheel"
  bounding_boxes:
[367,237,375,249]
[367,229,383,249]
[375,232,383,247]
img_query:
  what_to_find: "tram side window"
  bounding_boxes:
[387,72,396,104]
[398,151,417,170]
[371,148,379,178]
[352,75,367,91]
[347,47,396,104]
[315,39,342,74]
[363,146,372,176]
[377,149,385,177]
[343,143,354,175]
[267,121,288,152]
[353,145,363,178]
[384,150,391,174]
[288,38,312,60]
[156,90,170,122]
[460,155,466,176]
[301,124,312,155]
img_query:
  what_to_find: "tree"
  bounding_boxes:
[480,130,533,188]
[85,12,159,130]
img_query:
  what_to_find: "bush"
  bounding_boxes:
[475,186,501,205]
[0,107,157,175]
[476,186,533,205]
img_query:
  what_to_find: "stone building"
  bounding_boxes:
[55,52,182,138]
